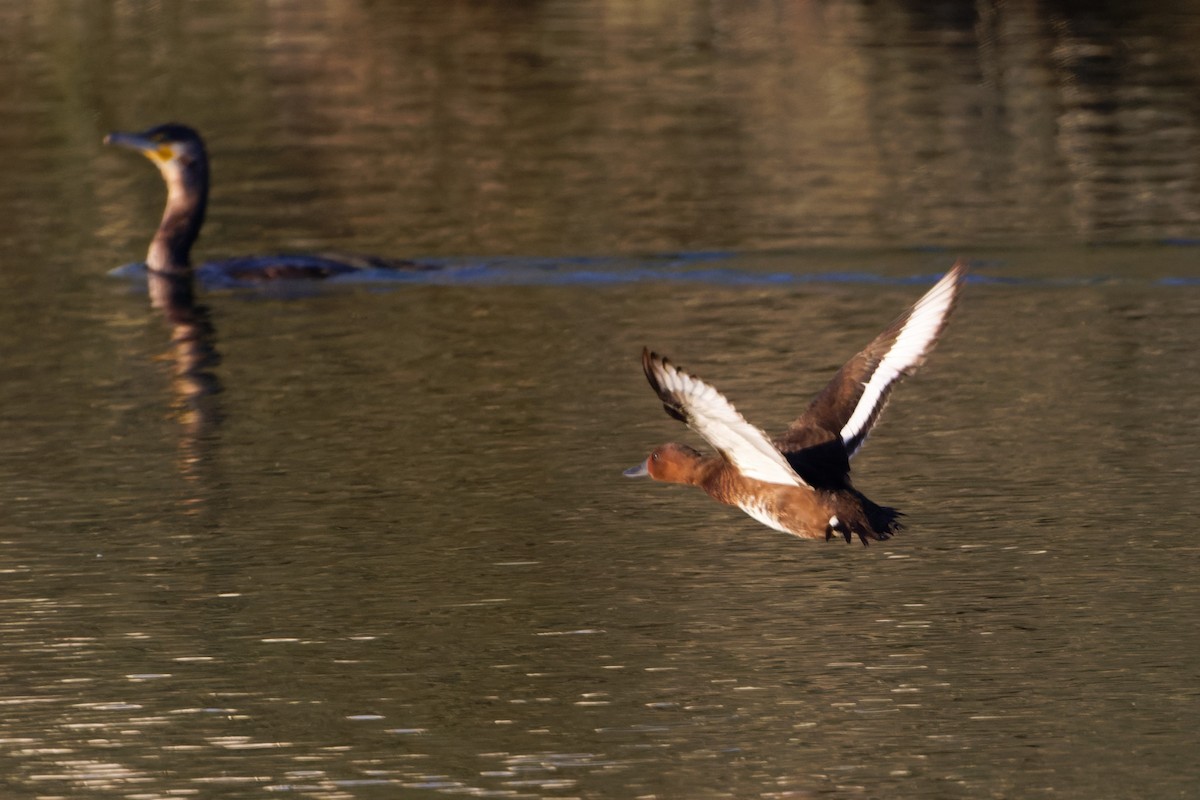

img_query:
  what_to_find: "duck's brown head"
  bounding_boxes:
[624,442,705,485]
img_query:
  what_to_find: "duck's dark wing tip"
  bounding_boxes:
[947,254,968,289]
[641,346,656,380]
[642,348,689,424]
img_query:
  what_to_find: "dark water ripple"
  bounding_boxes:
[107,255,1200,290]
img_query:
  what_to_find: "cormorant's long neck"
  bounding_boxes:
[146,163,207,277]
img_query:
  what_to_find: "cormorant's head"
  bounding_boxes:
[104,123,208,195]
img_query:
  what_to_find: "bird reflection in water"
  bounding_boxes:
[146,270,224,513]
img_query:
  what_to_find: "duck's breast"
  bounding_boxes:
[724,481,828,539]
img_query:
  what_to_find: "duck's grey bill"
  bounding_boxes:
[623,461,650,478]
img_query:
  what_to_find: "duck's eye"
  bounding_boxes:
[651,453,660,462]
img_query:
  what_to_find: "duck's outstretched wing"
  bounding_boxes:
[642,348,806,487]
[777,260,967,466]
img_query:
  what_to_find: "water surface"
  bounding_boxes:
[1,2,1199,798]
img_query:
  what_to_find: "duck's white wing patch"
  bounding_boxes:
[737,499,793,534]
[840,265,963,454]
[645,352,806,487]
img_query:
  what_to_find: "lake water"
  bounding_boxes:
[1,2,1198,798]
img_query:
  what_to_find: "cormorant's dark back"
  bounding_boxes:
[104,123,429,284]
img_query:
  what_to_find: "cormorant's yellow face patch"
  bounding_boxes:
[148,144,178,163]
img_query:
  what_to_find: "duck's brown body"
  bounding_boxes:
[703,466,844,541]
[638,442,899,543]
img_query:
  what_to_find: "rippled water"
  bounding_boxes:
[1,2,1199,799]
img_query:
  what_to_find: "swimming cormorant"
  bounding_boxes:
[104,123,430,284]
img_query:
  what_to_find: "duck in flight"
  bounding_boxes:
[625,261,966,545]
[104,123,431,285]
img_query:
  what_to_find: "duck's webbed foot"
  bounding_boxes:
[859,529,894,546]
[825,515,853,544]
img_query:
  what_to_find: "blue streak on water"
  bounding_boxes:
[107,256,1196,291]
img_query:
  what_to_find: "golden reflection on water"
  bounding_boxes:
[9,0,1199,261]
